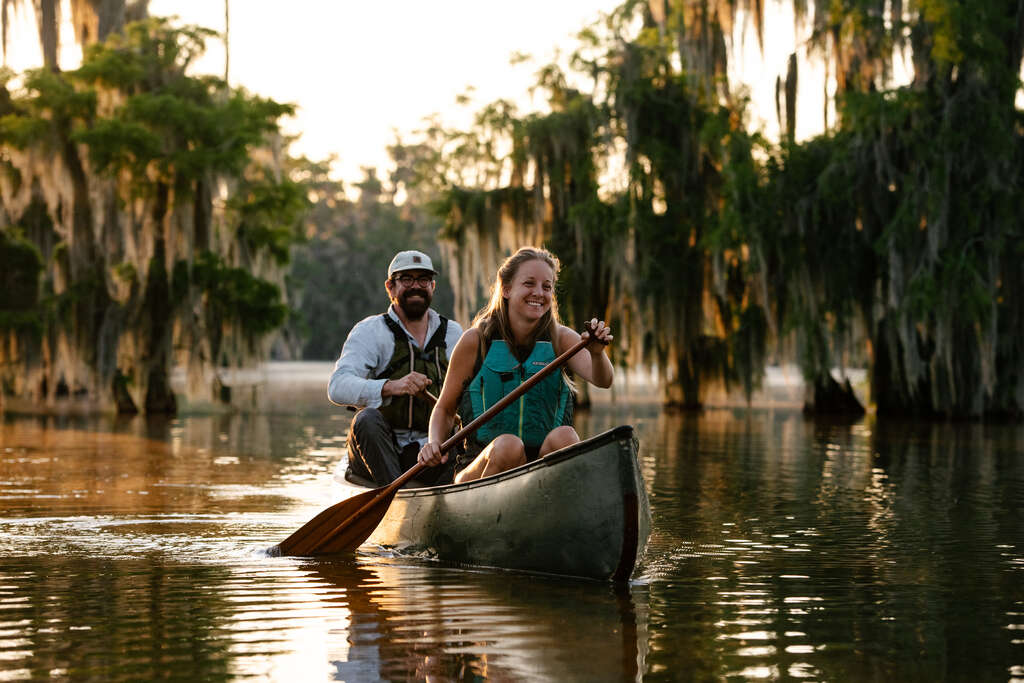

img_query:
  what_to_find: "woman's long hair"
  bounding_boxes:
[472,247,563,350]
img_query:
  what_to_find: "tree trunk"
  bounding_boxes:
[140,235,177,414]
[223,0,229,83]
[35,0,58,70]
[70,0,149,47]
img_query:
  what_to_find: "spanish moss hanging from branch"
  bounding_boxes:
[0,18,304,413]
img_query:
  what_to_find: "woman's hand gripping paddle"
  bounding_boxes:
[270,323,606,557]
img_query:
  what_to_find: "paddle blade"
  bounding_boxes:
[272,486,398,556]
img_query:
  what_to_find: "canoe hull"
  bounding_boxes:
[337,426,650,581]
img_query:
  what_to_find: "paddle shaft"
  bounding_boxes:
[321,335,593,535]
[405,333,593,482]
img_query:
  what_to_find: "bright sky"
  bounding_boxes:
[149,0,630,184]
[5,1,837,186]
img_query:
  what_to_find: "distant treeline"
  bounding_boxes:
[283,164,453,362]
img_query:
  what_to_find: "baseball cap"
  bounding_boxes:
[387,250,436,278]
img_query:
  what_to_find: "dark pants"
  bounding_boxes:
[347,408,453,486]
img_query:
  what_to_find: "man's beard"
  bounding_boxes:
[398,288,432,320]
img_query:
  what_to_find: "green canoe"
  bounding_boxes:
[334,426,651,581]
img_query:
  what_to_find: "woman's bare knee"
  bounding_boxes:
[455,453,489,483]
[457,435,530,481]
[540,426,579,456]
[483,435,526,474]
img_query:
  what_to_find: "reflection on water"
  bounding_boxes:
[303,559,646,681]
[618,409,1024,681]
[0,414,343,561]
[1,394,1023,680]
[0,554,646,681]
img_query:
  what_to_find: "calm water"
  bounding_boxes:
[1,376,1022,681]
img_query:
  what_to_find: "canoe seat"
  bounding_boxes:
[343,469,435,490]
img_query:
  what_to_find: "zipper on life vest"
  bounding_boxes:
[517,365,525,439]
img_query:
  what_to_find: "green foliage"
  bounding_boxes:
[111,261,137,284]
[229,175,309,265]
[22,69,97,119]
[0,68,96,148]
[0,228,43,311]
[75,18,217,89]
[0,228,45,336]
[71,87,292,191]
[74,117,161,175]
[192,251,286,337]
[921,0,965,64]
[0,310,43,335]
[0,114,49,148]
[0,17,302,413]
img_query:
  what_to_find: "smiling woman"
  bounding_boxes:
[416,246,614,483]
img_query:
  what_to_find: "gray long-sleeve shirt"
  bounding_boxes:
[328,305,463,448]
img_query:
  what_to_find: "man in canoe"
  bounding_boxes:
[328,250,463,486]
[417,246,613,482]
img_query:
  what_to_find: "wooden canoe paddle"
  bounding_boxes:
[271,325,604,557]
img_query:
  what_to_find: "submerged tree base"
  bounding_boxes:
[663,400,704,412]
[803,375,865,417]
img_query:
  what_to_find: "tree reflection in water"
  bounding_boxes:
[299,558,647,681]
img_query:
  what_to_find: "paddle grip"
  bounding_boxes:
[582,319,610,346]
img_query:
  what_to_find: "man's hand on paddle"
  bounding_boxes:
[417,440,448,467]
[382,372,432,398]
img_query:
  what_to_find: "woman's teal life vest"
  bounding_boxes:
[375,314,449,432]
[462,335,573,449]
